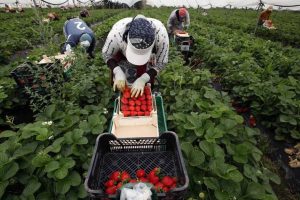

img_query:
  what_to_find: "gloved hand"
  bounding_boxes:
[65,44,72,54]
[131,73,150,98]
[113,66,126,92]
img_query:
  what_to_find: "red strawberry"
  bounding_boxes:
[249,115,256,127]
[116,182,123,189]
[147,106,153,112]
[129,106,135,111]
[142,100,147,105]
[163,187,170,192]
[135,106,141,112]
[104,180,115,187]
[121,105,129,111]
[170,183,176,190]
[147,100,152,105]
[129,100,135,106]
[110,171,121,182]
[105,186,117,195]
[131,111,137,116]
[144,87,151,95]
[141,105,147,111]
[136,169,146,178]
[172,177,177,184]
[121,97,128,104]
[138,111,144,116]
[135,100,142,106]
[123,91,130,99]
[138,95,145,101]
[139,177,148,182]
[161,176,173,187]
[129,179,137,183]
[145,111,150,116]
[146,95,152,100]
[123,111,130,117]
[154,182,164,192]
[149,175,159,184]
[120,171,131,182]
[152,167,160,174]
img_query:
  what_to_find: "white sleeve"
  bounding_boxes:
[167,10,176,29]
[185,11,190,27]
[153,22,169,72]
[102,28,120,63]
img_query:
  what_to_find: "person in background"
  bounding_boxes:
[80,9,90,18]
[258,6,274,27]
[167,7,190,36]
[61,17,96,58]
[102,15,169,97]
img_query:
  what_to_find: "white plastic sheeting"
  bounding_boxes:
[146,0,300,10]
[110,0,142,7]
[1,0,300,10]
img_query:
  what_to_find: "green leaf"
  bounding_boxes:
[78,184,88,198]
[55,167,69,179]
[181,142,204,166]
[0,130,17,138]
[88,114,100,127]
[44,104,56,118]
[205,126,224,142]
[189,149,205,166]
[214,190,231,200]
[32,153,52,167]
[291,130,300,139]
[221,118,238,130]
[204,88,216,99]
[68,171,81,186]
[60,157,75,169]
[243,164,258,182]
[181,142,193,157]
[0,181,9,198]
[55,179,71,194]
[36,191,53,200]
[45,161,60,173]
[279,115,297,125]
[227,170,243,182]
[203,177,220,190]
[199,141,225,160]
[246,182,265,199]
[13,142,38,159]
[22,178,41,196]
[0,153,9,166]
[77,137,88,145]
[0,162,19,181]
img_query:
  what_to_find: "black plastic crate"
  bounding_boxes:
[85,131,189,200]
[10,61,60,89]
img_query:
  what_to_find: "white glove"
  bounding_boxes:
[131,73,150,98]
[65,44,72,54]
[113,66,126,91]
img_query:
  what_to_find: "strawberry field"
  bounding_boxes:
[0,6,300,200]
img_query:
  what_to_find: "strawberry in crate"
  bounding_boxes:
[120,86,153,117]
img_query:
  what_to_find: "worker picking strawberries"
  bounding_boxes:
[61,17,96,57]
[167,7,190,36]
[102,15,169,97]
[258,5,276,29]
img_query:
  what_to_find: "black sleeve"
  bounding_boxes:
[107,58,119,70]
[146,68,157,80]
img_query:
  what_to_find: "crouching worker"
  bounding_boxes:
[167,7,190,36]
[258,6,276,29]
[102,15,169,97]
[61,17,96,58]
